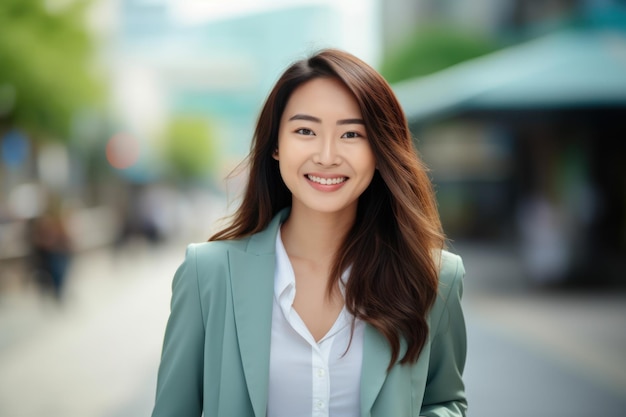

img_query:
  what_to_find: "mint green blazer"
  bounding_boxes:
[152,209,467,417]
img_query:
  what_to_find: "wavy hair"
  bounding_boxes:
[210,48,446,368]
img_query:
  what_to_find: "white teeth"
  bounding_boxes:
[307,175,347,185]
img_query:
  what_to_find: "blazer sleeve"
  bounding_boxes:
[152,244,205,417]
[420,253,468,417]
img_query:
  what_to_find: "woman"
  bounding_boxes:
[152,48,467,417]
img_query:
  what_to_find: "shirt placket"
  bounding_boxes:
[311,338,332,417]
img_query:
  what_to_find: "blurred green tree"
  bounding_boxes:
[162,115,218,182]
[381,25,502,83]
[0,0,103,142]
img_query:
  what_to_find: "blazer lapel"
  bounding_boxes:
[230,250,274,417]
[360,324,392,416]
[229,209,290,417]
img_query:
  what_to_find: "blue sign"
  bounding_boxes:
[1,129,30,169]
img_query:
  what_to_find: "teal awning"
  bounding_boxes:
[393,29,626,123]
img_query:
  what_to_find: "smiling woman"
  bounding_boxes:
[151,48,468,417]
[273,77,376,220]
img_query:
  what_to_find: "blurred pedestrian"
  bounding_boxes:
[152,49,467,417]
[28,194,73,301]
[516,194,569,285]
[115,183,170,248]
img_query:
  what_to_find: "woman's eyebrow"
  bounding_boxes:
[288,114,321,123]
[337,118,365,125]
[288,114,364,126]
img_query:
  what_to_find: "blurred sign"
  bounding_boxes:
[1,129,29,169]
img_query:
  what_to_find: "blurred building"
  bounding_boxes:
[381,0,605,42]
[385,0,626,287]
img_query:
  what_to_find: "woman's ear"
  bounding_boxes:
[272,148,279,160]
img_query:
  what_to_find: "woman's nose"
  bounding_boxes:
[313,136,341,166]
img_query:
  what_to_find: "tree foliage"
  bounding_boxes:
[163,115,218,181]
[0,0,102,141]
[381,25,502,84]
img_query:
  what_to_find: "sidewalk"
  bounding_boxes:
[455,241,626,416]
[0,240,183,417]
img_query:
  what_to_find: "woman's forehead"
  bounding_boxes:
[282,78,362,121]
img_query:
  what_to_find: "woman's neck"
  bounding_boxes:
[280,208,354,264]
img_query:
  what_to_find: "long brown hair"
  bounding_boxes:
[210,49,445,368]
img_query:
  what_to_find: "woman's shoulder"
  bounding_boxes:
[172,237,254,293]
[184,236,252,264]
[437,249,465,290]
[428,249,466,330]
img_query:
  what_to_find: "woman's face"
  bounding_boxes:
[274,77,376,218]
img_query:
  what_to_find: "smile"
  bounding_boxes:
[306,175,348,185]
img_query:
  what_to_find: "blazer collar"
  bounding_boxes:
[228,207,389,417]
[246,208,291,255]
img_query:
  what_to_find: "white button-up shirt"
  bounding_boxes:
[267,230,364,417]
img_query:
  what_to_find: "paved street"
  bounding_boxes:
[0,238,625,417]
[0,241,179,417]
[458,242,626,416]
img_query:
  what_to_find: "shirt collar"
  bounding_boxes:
[274,228,295,302]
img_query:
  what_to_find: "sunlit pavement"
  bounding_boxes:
[0,241,180,417]
[0,240,625,417]
[457,242,626,416]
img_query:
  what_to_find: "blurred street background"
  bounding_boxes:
[1,1,625,416]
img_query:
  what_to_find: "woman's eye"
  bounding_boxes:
[296,128,315,136]
[341,131,361,139]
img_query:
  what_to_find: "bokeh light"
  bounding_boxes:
[105,132,141,170]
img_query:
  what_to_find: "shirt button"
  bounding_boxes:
[317,368,326,377]
[316,399,324,409]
